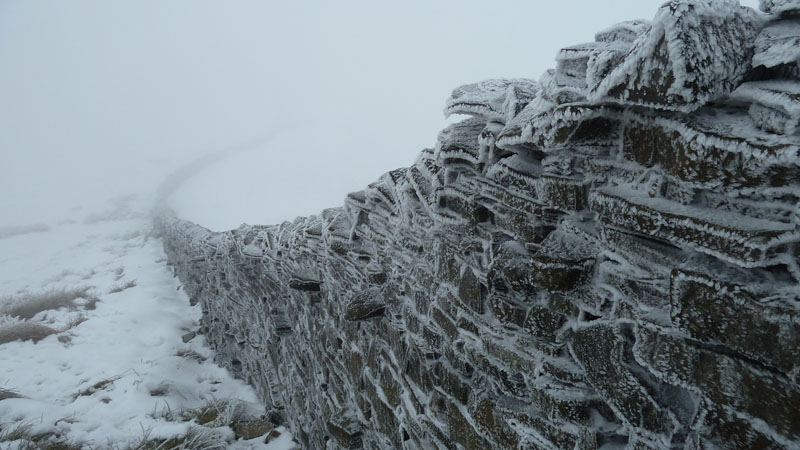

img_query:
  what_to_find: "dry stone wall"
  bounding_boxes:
[159,1,800,448]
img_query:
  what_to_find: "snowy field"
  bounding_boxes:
[0,196,296,449]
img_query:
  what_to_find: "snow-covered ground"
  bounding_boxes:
[0,196,296,449]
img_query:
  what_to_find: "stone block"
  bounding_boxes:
[621,113,800,190]
[327,412,364,449]
[590,188,797,267]
[589,0,759,112]
[760,0,800,14]
[670,269,800,376]
[570,324,679,443]
[634,327,800,441]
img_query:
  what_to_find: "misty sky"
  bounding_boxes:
[0,0,761,230]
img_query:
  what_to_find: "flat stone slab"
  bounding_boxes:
[590,187,798,267]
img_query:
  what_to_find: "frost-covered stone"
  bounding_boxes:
[589,0,761,112]
[497,103,620,153]
[760,0,800,14]
[343,288,387,321]
[585,20,652,93]
[539,68,586,105]
[634,327,800,442]
[594,19,651,43]
[752,18,800,69]
[691,398,787,450]
[159,2,800,449]
[670,270,800,377]
[444,78,539,123]
[590,187,798,267]
[570,324,680,446]
[731,80,800,134]
[621,111,800,190]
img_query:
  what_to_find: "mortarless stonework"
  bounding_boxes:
[159,1,800,449]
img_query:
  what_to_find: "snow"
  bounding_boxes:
[0,198,296,449]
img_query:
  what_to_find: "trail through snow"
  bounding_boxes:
[0,196,296,449]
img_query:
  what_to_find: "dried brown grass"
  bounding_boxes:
[109,280,137,294]
[0,288,97,320]
[0,322,60,345]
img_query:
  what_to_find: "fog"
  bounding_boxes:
[0,0,760,231]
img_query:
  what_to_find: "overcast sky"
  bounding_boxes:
[0,0,761,230]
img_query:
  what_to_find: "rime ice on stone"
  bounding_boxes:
[730,80,800,134]
[589,0,760,112]
[587,20,651,92]
[159,1,800,449]
[760,0,800,14]
[594,19,651,43]
[539,68,586,105]
[753,18,800,69]
[444,78,539,123]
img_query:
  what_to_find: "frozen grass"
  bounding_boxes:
[0,388,22,401]
[0,422,33,443]
[135,399,281,449]
[0,315,87,346]
[0,322,60,345]
[153,399,247,427]
[175,349,207,362]
[0,398,283,450]
[74,375,122,399]
[0,288,97,320]
[109,279,138,294]
[0,421,83,450]
[130,425,227,450]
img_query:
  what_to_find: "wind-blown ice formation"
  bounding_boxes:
[159,1,800,448]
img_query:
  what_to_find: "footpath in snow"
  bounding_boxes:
[0,196,296,449]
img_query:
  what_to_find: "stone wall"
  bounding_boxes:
[159,2,800,448]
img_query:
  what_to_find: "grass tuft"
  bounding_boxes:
[0,313,88,346]
[0,288,98,320]
[0,421,83,449]
[141,399,286,448]
[131,425,226,450]
[175,349,207,362]
[75,375,121,398]
[151,399,248,428]
[0,421,32,442]
[0,322,59,345]
[0,388,22,401]
[109,280,137,294]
